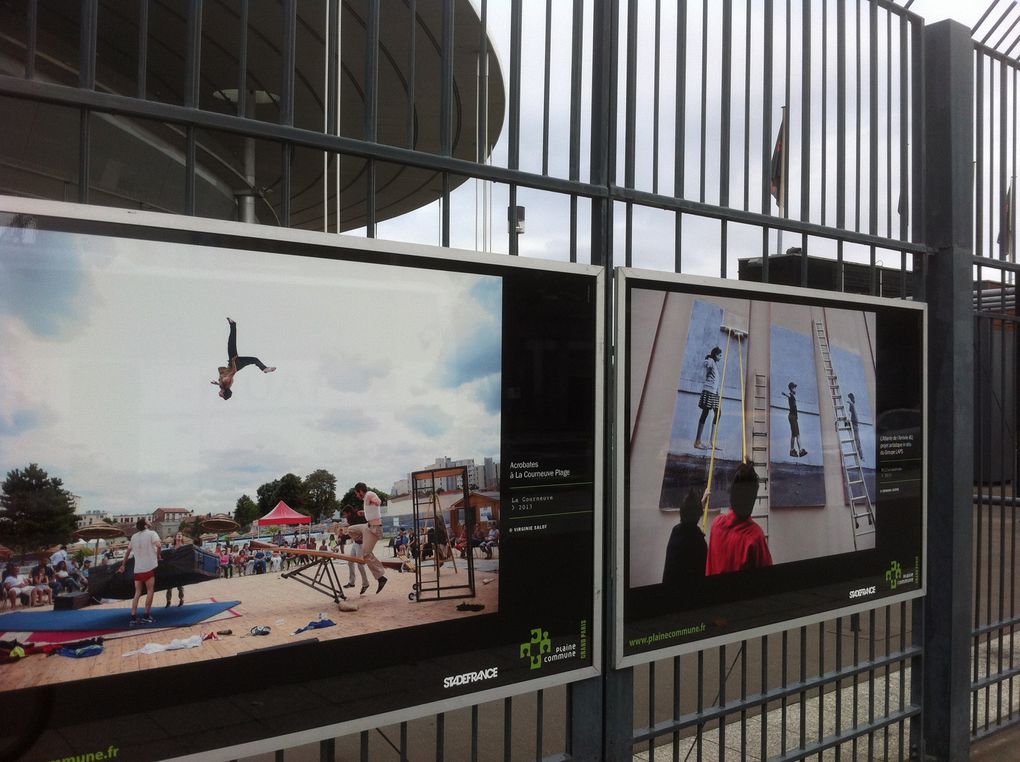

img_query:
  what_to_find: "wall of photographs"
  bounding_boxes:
[616,268,925,667]
[0,199,602,762]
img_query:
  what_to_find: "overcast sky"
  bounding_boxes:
[370,0,1005,278]
[0,226,501,515]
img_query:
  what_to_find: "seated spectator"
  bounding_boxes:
[29,565,53,606]
[454,528,468,558]
[53,560,80,592]
[3,563,33,607]
[481,527,500,559]
[270,551,282,572]
[253,550,267,574]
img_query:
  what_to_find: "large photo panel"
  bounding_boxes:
[617,268,924,667]
[0,199,602,762]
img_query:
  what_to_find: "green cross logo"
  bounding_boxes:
[520,627,551,670]
[885,560,903,590]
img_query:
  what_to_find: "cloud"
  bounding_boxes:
[316,409,377,434]
[0,229,93,339]
[472,374,501,415]
[321,355,392,392]
[404,405,451,438]
[469,277,502,318]
[439,330,500,388]
[0,408,47,437]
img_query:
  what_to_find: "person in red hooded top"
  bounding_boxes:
[705,461,773,575]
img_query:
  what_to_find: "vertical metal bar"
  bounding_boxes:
[696,650,704,761]
[569,0,583,182]
[653,0,661,195]
[589,0,616,270]
[236,0,248,118]
[648,662,657,756]
[868,0,878,236]
[721,220,728,278]
[718,645,727,760]
[798,627,806,750]
[80,0,98,90]
[570,196,578,263]
[974,317,985,736]
[503,698,512,762]
[784,0,791,219]
[508,0,521,168]
[818,622,826,756]
[441,0,455,157]
[365,0,379,238]
[835,617,843,756]
[319,738,334,762]
[407,0,417,147]
[761,0,774,217]
[700,0,709,204]
[899,13,909,240]
[836,0,846,229]
[855,0,862,231]
[675,0,688,201]
[359,730,369,762]
[624,0,637,267]
[470,705,479,762]
[78,0,98,205]
[436,711,445,760]
[25,0,37,80]
[743,0,752,212]
[740,642,748,759]
[673,656,682,760]
[800,0,811,222]
[977,55,986,259]
[535,689,544,760]
[760,636,769,762]
[184,0,202,108]
[399,721,408,761]
[780,630,788,757]
[542,0,552,176]
[922,20,976,760]
[364,0,379,142]
[719,0,732,208]
[136,0,148,98]
[820,0,828,226]
[442,171,450,248]
[886,9,893,238]
[867,609,876,759]
[910,17,926,301]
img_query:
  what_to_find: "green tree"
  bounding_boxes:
[0,464,77,555]
[255,474,310,518]
[339,485,390,511]
[305,469,339,522]
[234,494,259,529]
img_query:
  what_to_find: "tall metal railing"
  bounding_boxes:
[1,1,1017,759]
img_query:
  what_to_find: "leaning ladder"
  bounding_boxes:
[813,319,876,550]
[750,372,770,537]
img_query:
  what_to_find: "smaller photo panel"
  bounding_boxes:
[617,269,924,667]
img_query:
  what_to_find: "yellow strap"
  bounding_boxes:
[702,330,731,530]
[737,335,746,461]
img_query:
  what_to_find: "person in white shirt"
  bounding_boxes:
[120,518,163,625]
[49,544,69,568]
[344,482,388,594]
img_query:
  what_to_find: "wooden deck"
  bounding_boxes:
[0,558,498,692]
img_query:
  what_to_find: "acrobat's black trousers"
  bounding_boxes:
[227,322,267,372]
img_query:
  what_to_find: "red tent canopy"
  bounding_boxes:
[254,501,312,526]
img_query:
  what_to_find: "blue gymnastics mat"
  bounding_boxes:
[0,600,240,632]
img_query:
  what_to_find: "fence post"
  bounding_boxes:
[920,18,974,762]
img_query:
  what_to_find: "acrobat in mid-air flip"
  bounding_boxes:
[212,318,275,400]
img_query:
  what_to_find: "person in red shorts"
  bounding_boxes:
[705,461,773,575]
[120,517,163,625]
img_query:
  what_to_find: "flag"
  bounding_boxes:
[997,179,1014,261]
[769,110,786,208]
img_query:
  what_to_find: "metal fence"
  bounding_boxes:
[0,0,1016,759]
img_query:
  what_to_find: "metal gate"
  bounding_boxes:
[1,1,1018,759]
